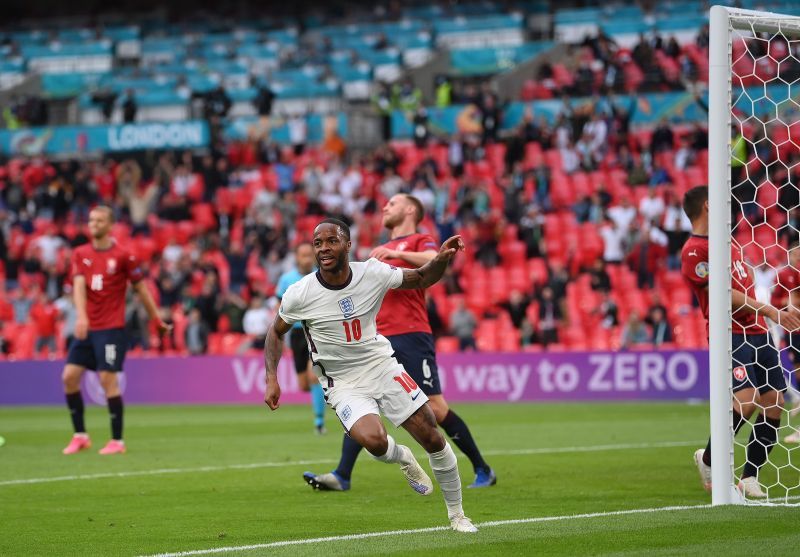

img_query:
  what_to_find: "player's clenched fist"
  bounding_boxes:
[265,379,281,410]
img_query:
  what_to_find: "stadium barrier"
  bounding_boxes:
[1,350,708,405]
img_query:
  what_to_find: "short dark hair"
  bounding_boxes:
[682,185,708,222]
[316,218,351,240]
[402,194,425,225]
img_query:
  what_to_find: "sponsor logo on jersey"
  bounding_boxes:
[107,258,117,275]
[695,262,709,279]
[689,250,698,257]
[397,241,407,251]
[338,296,355,318]
[83,258,92,267]
[341,405,352,422]
[733,366,747,381]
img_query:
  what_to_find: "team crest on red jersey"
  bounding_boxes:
[106,258,117,275]
[733,366,747,381]
[397,241,407,251]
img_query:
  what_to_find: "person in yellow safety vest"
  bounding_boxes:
[435,75,452,108]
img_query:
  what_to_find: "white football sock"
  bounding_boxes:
[373,435,406,464]
[428,442,464,519]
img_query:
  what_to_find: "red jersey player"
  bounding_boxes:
[62,206,169,456]
[303,194,495,492]
[773,246,800,436]
[681,186,800,498]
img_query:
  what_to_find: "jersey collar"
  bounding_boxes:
[315,268,353,290]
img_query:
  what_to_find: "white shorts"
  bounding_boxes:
[323,359,429,432]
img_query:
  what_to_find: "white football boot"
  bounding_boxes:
[450,514,479,533]
[693,449,712,492]
[398,445,433,495]
[738,476,767,498]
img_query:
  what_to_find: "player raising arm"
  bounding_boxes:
[62,206,170,455]
[263,219,477,532]
[681,186,800,498]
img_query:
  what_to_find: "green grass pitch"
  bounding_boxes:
[2,402,800,556]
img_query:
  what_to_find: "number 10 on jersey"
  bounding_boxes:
[342,319,362,342]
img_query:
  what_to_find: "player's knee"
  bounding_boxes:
[62,367,81,391]
[421,426,446,453]
[429,398,449,424]
[362,431,389,456]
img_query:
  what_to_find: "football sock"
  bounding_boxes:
[440,410,489,473]
[702,410,745,466]
[107,395,124,441]
[742,415,781,479]
[334,434,363,481]
[66,391,86,434]
[428,442,464,520]
[373,434,405,464]
[310,383,326,428]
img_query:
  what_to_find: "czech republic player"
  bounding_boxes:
[62,206,170,455]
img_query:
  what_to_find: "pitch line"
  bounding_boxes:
[0,440,701,487]
[140,503,713,557]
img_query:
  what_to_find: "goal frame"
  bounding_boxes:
[708,5,800,506]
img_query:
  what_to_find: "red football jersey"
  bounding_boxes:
[71,242,144,331]
[772,265,800,310]
[376,233,439,336]
[681,235,766,334]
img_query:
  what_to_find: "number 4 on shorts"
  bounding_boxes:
[393,371,419,393]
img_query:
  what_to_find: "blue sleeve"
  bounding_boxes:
[276,274,289,299]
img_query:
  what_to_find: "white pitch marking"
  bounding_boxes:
[0,440,702,487]
[140,504,713,557]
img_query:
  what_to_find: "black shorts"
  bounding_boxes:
[388,332,442,396]
[289,328,310,374]
[732,332,787,394]
[66,327,128,372]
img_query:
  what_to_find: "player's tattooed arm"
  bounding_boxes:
[264,313,292,410]
[398,235,465,290]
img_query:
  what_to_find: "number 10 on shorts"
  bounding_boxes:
[393,371,419,393]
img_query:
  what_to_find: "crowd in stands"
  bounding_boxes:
[0,79,720,359]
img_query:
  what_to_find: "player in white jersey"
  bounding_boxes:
[264,218,477,533]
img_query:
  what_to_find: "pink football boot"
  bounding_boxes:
[62,434,91,455]
[98,440,126,455]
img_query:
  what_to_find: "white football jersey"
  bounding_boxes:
[278,258,404,380]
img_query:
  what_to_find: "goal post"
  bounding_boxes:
[709,5,800,506]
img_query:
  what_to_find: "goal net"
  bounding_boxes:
[709,5,800,505]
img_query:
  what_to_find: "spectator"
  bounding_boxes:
[589,259,612,292]
[674,136,697,170]
[252,80,276,118]
[639,188,665,225]
[185,308,210,355]
[650,118,675,156]
[608,196,638,231]
[662,191,693,269]
[599,217,627,264]
[501,290,531,329]
[537,286,562,348]
[288,112,308,155]
[242,295,272,351]
[30,291,58,355]
[648,307,673,346]
[121,89,137,123]
[621,311,650,348]
[518,204,545,258]
[626,224,668,289]
[450,299,477,351]
[595,292,619,329]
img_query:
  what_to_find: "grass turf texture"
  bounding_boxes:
[1,402,799,556]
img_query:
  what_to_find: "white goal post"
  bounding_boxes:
[709,5,800,506]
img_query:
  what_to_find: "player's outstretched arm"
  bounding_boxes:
[133,281,172,334]
[398,235,464,290]
[264,313,292,410]
[732,289,800,331]
[370,246,437,268]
